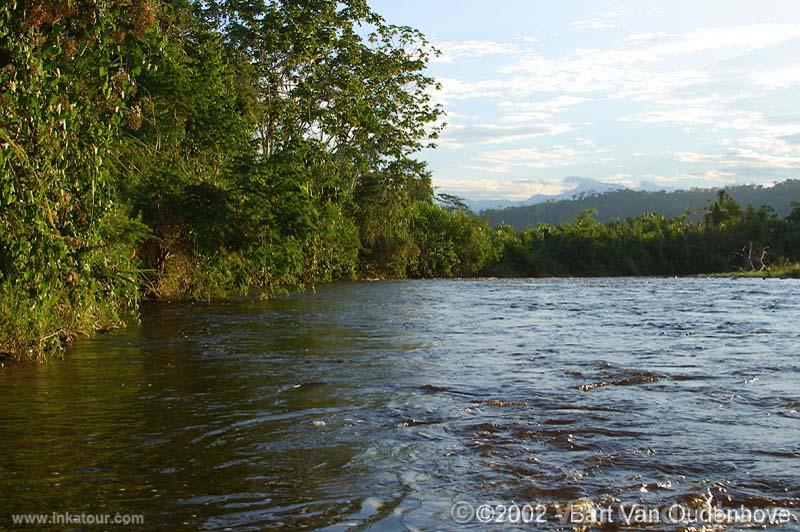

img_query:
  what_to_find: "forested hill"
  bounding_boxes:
[482,180,800,228]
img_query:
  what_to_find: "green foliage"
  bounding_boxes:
[0,0,159,359]
[788,201,800,225]
[705,190,742,227]
[436,192,471,213]
[487,195,800,278]
[409,202,493,278]
[0,0,444,359]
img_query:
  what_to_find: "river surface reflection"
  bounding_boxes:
[1,278,799,529]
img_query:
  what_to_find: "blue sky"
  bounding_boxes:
[369,0,800,199]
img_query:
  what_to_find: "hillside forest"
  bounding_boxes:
[482,180,800,227]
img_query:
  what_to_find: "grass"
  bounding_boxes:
[0,284,128,362]
[711,263,800,279]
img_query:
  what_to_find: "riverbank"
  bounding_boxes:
[710,263,800,279]
[6,266,799,363]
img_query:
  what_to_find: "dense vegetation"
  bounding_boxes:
[483,180,800,227]
[488,193,800,277]
[1,1,799,361]
[1,0,449,359]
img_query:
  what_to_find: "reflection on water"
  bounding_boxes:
[1,278,799,529]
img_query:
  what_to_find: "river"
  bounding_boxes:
[1,278,799,530]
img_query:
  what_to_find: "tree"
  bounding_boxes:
[436,193,471,213]
[788,201,800,225]
[705,190,742,227]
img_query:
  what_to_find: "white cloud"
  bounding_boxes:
[620,108,720,126]
[497,57,710,102]
[657,105,800,174]
[730,150,800,169]
[671,140,800,171]
[738,135,799,155]
[673,151,719,163]
[437,28,777,107]
[435,77,507,102]
[498,24,800,100]
[621,109,782,134]
[572,19,617,32]
[615,24,800,63]
[437,177,566,200]
[471,145,580,173]
[571,8,628,32]
[498,96,591,122]
[601,172,637,187]
[427,19,800,198]
[433,40,522,63]
[751,64,800,89]
[640,170,739,187]
[438,122,575,149]
[627,32,678,43]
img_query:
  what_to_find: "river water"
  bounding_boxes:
[1,278,799,530]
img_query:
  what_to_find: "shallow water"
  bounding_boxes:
[1,278,799,530]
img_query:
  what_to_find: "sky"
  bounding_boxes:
[368,0,800,200]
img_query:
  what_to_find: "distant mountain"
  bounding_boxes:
[480,180,800,228]
[464,198,528,211]
[463,176,625,212]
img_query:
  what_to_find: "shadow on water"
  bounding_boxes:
[1,278,799,529]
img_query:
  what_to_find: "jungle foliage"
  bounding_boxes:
[1,0,450,359]
[489,193,800,278]
[1,1,799,360]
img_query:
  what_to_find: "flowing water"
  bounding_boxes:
[1,278,799,530]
